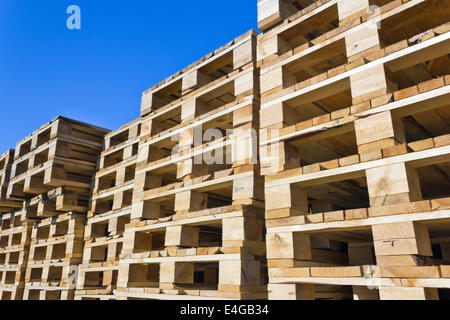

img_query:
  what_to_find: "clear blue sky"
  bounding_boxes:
[0,0,258,151]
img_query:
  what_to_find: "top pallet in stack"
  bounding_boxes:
[257,0,450,300]
[5,116,109,300]
[75,119,141,300]
[115,30,268,300]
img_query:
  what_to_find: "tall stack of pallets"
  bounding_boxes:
[0,150,23,213]
[5,117,109,300]
[75,119,141,300]
[258,0,450,300]
[114,30,268,300]
[0,209,32,300]
[0,150,28,300]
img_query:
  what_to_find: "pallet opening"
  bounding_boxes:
[81,269,118,289]
[416,161,450,201]
[199,52,234,82]
[150,79,183,112]
[45,291,61,300]
[104,150,123,168]
[141,175,236,218]
[29,267,43,282]
[36,225,50,240]
[18,140,31,158]
[55,220,69,237]
[117,215,131,235]
[8,251,20,264]
[15,159,29,177]
[378,0,450,47]
[193,262,219,289]
[90,222,108,239]
[33,149,49,168]
[284,38,348,85]
[1,216,11,230]
[10,213,22,228]
[92,198,114,215]
[306,177,370,213]
[51,243,67,260]
[0,253,5,264]
[0,291,12,300]
[430,228,450,263]
[278,3,339,54]
[48,266,63,282]
[403,108,450,145]
[122,190,133,208]
[90,246,108,262]
[196,81,236,115]
[109,127,137,148]
[33,246,47,261]
[26,289,40,300]
[0,235,8,248]
[11,233,22,246]
[199,225,222,247]
[36,129,51,149]
[103,143,139,169]
[127,263,160,288]
[145,140,177,165]
[98,172,116,191]
[287,121,357,169]
[133,231,166,253]
[388,54,450,92]
[278,77,351,125]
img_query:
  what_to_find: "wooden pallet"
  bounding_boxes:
[6,116,108,201]
[116,205,267,300]
[0,210,33,300]
[140,30,258,117]
[25,187,89,219]
[75,120,141,300]
[0,150,22,212]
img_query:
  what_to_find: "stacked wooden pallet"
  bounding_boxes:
[75,119,141,300]
[258,0,450,300]
[115,30,268,300]
[23,213,85,300]
[0,150,22,212]
[3,117,109,300]
[0,210,33,300]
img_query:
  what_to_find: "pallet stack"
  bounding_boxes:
[75,119,141,300]
[0,150,28,300]
[0,210,33,300]
[258,0,450,300]
[4,116,109,300]
[0,150,23,213]
[114,30,268,300]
